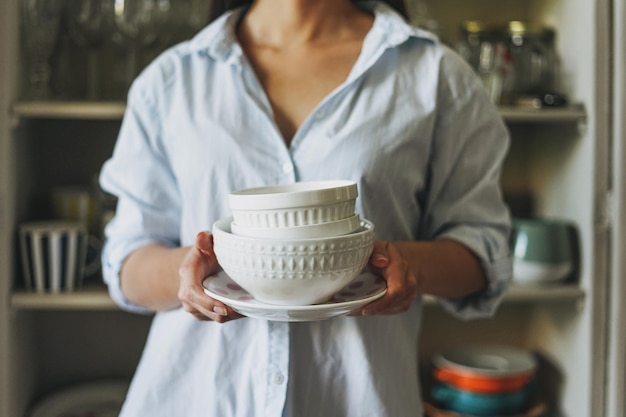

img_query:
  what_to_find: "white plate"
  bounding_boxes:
[29,380,128,417]
[202,270,387,322]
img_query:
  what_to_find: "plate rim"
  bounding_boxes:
[202,272,387,313]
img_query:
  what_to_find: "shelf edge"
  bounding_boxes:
[11,101,126,120]
[499,103,587,122]
[423,284,585,306]
[11,101,587,123]
[12,284,585,311]
[11,287,119,310]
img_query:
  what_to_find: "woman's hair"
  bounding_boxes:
[207,0,409,23]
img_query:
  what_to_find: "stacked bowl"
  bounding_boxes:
[212,180,376,306]
[430,345,537,416]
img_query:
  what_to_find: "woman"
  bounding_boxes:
[99,1,512,416]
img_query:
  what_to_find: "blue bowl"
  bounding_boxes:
[431,383,528,416]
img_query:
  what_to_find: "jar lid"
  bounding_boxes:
[506,20,556,38]
[460,20,501,40]
[461,20,487,33]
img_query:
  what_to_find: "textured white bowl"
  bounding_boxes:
[230,214,361,239]
[229,181,357,228]
[212,216,375,306]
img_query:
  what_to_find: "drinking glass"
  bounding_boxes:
[182,0,211,40]
[141,0,182,65]
[21,0,63,99]
[112,0,159,90]
[150,0,211,52]
[66,0,116,100]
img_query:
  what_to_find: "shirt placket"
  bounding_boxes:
[264,321,290,416]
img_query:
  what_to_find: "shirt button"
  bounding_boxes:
[282,162,294,174]
[272,373,285,385]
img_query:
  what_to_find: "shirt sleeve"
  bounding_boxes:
[99,79,181,314]
[421,48,513,319]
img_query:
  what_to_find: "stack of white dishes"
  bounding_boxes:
[203,180,386,321]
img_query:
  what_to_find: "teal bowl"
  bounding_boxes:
[511,218,576,263]
[510,218,579,285]
[431,383,528,416]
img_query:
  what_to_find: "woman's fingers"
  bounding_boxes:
[369,240,391,268]
[178,231,243,323]
[362,241,418,316]
[181,284,242,323]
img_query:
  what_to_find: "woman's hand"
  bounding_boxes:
[360,240,419,316]
[178,231,242,323]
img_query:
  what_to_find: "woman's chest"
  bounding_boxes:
[243,41,364,142]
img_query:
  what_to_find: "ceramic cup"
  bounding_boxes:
[51,186,99,234]
[511,218,578,285]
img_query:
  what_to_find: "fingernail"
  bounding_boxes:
[373,254,388,262]
[213,306,227,316]
[362,309,372,316]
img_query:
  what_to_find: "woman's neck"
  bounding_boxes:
[239,0,372,49]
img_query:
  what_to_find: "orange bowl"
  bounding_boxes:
[431,345,537,394]
[433,366,533,394]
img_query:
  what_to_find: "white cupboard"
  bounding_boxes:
[0,0,618,416]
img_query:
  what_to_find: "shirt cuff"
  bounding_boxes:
[434,227,513,319]
[437,256,512,319]
[101,237,166,315]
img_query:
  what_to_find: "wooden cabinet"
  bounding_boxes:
[0,0,616,416]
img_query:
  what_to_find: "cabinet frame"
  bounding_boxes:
[0,0,19,416]
[607,0,626,414]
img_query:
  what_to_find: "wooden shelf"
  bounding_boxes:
[498,103,587,123]
[10,101,587,123]
[11,282,584,311]
[11,101,126,120]
[424,283,585,306]
[11,283,118,310]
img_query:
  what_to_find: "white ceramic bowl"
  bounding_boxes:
[230,214,361,239]
[433,345,537,378]
[512,258,572,286]
[212,216,375,306]
[228,181,358,228]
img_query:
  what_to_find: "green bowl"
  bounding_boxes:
[511,218,577,264]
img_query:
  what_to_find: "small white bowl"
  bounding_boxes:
[212,216,375,306]
[229,181,357,228]
[513,258,572,285]
[230,214,361,239]
[433,345,537,378]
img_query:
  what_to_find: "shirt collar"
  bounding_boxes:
[364,1,439,47]
[187,2,438,63]
[187,7,247,63]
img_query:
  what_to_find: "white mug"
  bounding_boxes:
[19,221,101,293]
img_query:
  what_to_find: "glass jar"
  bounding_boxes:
[505,21,559,96]
[457,20,499,72]
[457,20,513,104]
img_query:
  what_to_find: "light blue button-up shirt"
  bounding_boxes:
[99,3,512,416]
